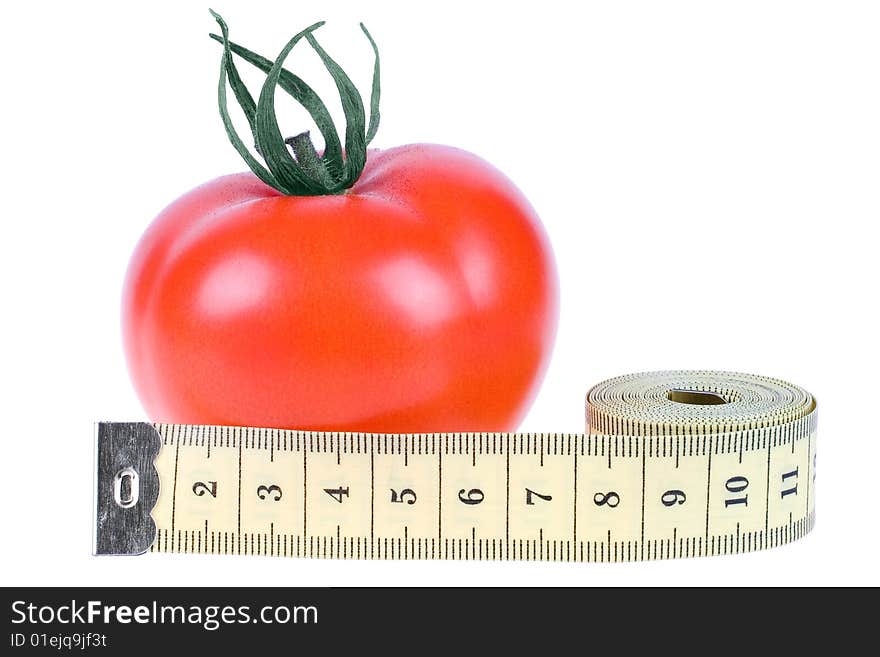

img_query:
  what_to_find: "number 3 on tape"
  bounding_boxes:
[93,371,816,562]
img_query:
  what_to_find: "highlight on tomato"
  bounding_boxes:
[122,11,558,432]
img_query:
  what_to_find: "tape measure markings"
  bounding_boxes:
[94,371,816,562]
[142,428,813,560]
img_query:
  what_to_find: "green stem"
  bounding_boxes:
[285,132,336,188]
[208,10,381,196]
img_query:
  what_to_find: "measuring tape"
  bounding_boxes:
[94,370,816,561]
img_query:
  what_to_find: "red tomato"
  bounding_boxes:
[122,144,558,432]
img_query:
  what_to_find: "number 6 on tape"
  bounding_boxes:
[93,370,817,562]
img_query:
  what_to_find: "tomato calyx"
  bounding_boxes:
[208,9,381,196]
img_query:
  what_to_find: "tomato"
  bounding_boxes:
[123,145,557,431]
[121,14,558,432]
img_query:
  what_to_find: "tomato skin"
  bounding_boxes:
[122,144,558,432]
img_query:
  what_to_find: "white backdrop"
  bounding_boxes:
[1,0,877,586]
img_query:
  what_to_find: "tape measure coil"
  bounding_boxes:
[587,370,816,434]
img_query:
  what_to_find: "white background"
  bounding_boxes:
[1,0,878,586]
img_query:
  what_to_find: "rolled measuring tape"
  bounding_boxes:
[94,370,816,561]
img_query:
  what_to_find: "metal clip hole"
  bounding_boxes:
[667,389,728,405]
[113,467,139,509]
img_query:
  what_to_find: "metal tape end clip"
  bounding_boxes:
[93,422,161,556]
